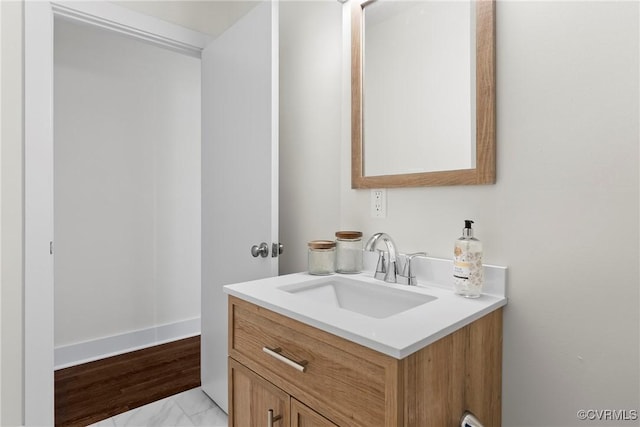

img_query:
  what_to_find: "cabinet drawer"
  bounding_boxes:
[229,296,399,427]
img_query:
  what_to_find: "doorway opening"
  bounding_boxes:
[53,15,202,370]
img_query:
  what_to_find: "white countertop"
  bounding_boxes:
[224,257,507,359]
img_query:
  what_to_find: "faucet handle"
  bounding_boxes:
[398,252,427,286]
[374,250,387,281]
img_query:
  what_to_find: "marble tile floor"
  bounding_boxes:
[89,387,228,427]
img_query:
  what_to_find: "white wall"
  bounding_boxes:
[0,1,25,424]
[283,1,639,426]
[54,19,201,349]
[279,1,343,274]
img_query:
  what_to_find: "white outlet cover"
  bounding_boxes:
[371,189,387,218]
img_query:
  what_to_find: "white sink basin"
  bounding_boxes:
[279,276,437,319]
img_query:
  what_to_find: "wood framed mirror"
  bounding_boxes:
[351,0,496,188]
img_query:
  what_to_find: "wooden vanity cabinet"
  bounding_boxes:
[228,295,502,427]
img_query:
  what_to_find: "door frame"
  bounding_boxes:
[24,2,211,424]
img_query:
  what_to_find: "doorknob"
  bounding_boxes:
[251,242,269,258]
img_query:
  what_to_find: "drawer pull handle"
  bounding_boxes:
[267,409,282,427]
[262,346,308,372]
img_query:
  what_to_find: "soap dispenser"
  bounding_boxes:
[453,220,484,298]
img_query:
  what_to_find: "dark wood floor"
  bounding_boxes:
[55,335,201,427]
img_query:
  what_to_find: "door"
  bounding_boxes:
[229,359,289,427]
[292,399,339,427]
[201,1,279,413]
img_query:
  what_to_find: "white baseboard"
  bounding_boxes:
[54,317,200,370]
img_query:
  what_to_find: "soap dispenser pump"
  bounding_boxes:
[453,220,484,298]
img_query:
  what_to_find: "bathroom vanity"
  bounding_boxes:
[224,262,507,427]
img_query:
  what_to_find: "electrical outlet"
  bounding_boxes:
[371,189,387,218]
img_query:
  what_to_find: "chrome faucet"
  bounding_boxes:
[364,233,399,283]
[365,233,428,285]
[397,252,427,286]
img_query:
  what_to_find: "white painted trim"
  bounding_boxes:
[270,0,280,277]
[51,1,213,57]
[24,2,55,424]
[0,1,2,421]
[54,318,201,370]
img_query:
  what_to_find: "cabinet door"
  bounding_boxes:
[291,399,338,427]
[229,359,289,427]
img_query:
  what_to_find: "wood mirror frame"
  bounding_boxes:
[351,0,496,188]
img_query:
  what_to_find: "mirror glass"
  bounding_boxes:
[364,1,476,176]
[351,0,495,188]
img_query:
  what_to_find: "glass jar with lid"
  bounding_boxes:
[307,240,336,275]
[335,231,363,274]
